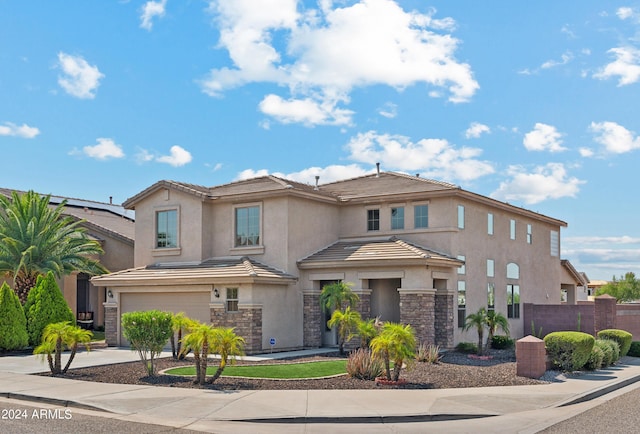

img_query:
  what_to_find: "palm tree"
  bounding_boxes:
[327,306,362,355]
[209,327,245,383]
[170,312,193,360]
[370,322,416,381]
[463,308,488,355]
[180,321,216,385]
[33,321,92,375]
[485,310,510,351]
[319,282,359,312]
[0,191,108,303]
[357,316,381,349]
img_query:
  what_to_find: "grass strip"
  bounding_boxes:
[165,360,347,379]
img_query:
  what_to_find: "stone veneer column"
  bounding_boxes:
[211,304,263,354]
[435,289,455,348]
[353,289,372,319]
[302,290,322,348]
[398,288,436,345]
[103,303,118,346]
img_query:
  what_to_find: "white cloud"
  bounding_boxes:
[236,164,370,184]
[541,51,574,69]
[156,145,192,166]
[579,147,594,157]
[378,102,398,119]
[202,0,478,126]
[57,52,104,99]
[82,138,125,160]
[464,122,490,139]
[345,130,494,182]
[565,235,640,245]
[135,148,155,164]
[523,123,567,152]
[589,121,640,153]
[594,47,640,86]
[140,0,167,31]
[0,122,40,138]
[491,163,585,205]
[617,7,635,20]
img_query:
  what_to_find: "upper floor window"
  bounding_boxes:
[457,205,465,229]
[510,219,516,240]
[527,224,532,244]
[414,205,429,228]
[487,259,495,277]
[507,262,520,279]
[367,209,380,231]
[550,230,559,257]
[391,207,404,230]
[156,209,178,248]
[226,287,239,312]
[487,213,494,235]
[457,255,466,274]
[235,206,260,247]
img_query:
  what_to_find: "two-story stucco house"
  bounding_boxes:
[91,171,583,352]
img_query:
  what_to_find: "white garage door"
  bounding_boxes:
[120,292,211,347]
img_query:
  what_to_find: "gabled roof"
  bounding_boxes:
[91,256,297,287]
[297,236,463,269]
[122,180,212,209]
[561,259,589,287]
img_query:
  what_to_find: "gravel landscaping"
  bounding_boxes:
[54,348,553,390]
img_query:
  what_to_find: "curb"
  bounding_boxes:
[1,392,110,413]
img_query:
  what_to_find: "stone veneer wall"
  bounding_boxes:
[399,289,435,345]
[211,305,262,354]
[303,291,322,348]
[435,291,455,348]
[104,305,118,346]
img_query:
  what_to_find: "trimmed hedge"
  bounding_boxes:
[456,342,478,354]
[25,272,75,347]
[491,335,514,349]
[597,329,632,357]
[628,341,640,357]
[544,331,594,372]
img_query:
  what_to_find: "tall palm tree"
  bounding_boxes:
[370,322,416,381]
[0,191,108,303]
[319,282,359,313]
[209,327,245,383]
[485,310,510,351]
[327,306,362,355]
[463,308,488,355]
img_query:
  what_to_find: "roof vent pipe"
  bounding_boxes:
[314,175,320,190]
[376,162,380,177]
[109,196,113,204]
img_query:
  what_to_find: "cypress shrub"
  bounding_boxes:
[0,282,29,350]
[25,272,75,346]
[544,331,594,372]
[628,341,640,357]
[596,339,614,367]
[597,329,632,357]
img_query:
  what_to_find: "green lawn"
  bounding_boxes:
[165,360,347,379]
[90,330,105,342]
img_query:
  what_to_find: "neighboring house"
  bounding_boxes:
[0,189,135,328]
[91,171,583,352]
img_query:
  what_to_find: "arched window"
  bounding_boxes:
[507,262,519,279]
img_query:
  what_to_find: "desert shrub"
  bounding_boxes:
[121,310,173,376]
[595,339,614,367]
[25,272,75,347]
[600,339,621,364]
[584,344,604,371]
[456,342,478,354]
[491,335,514,350]
[597,329,632,357]
[544,331,594,372]
[0,282,28,350]
[346,348,384,380]
[628,341,640,357]
[415,343,440,363]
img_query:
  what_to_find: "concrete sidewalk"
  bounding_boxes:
[1,348,640,433]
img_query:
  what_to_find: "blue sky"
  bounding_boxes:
[1,0,639,281]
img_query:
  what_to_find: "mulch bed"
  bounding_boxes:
[45,348,548,390]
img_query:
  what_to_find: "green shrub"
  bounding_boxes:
[0,282,28,350]
[544,331,594,372]
[584,344,604,371]
[121,310,173,376]
[346,348,384,380]
[595,339,614,367]
[491,335,515,350]
[415,343,441,363]
[597,329,632,357]
[25,272,75,347]
[600,339,621,364]
[456,342,478,354]
[628,341,640,357]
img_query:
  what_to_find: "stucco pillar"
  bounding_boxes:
[594,294,617,334]
[398,288,436,345]
[302,290,322,348]
[435,289,455,348]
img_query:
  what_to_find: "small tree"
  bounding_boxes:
[486,310,510,351]
[121,310,173,376]
[357,317,381,349]
[33,321,92,375]
[25,272,75,347]
[180,321,216,385]
[170,312,193,360]
[463,307,488,355]
[327,306,362,355]
[209,327,245,383]
[0,282,28,350]
[596,272,640,303]
[370,322,416,382]
[319,282,359,312]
